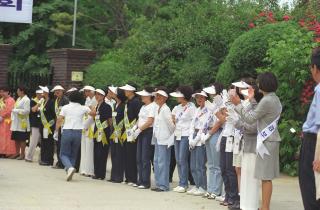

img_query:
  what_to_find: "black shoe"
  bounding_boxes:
[92,176,104,180]
[107,179,121,183]
[39,161,50,166]
[151,187,165,192]
[228,201,240,210]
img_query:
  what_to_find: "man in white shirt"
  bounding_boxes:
[151,87,175,192]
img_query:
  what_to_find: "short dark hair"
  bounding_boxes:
[144,86,155,102]
[17,85,28,94]
[213,82,224,95]
[117,89,127,103]
[311,47,320,70]
[257,72,278,92]
[177,85,193,101]
[0,86,10,92]
[155,86,168,95]
[69,91,85,105]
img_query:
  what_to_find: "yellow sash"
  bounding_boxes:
[121,104,137,142]
[14,97,28,130]
[39,100,55,134]
[94,117,109,145]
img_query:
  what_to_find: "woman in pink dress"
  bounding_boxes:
[0,87,17,157]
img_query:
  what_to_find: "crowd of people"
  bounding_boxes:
[0,48,320,210]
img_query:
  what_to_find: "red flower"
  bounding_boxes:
[259,12,266,17]
[249,22,255,28]
[268,12,273,18]
[315,37,320,43]
[299,19,305,27]
[283,15,290,21]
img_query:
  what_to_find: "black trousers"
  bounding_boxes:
[55,129,64,168]
[40,135,54,165]
[169,146,176,182]
[124,141,137,183]
[94,141,109,179]
[110,141,125,182]
[136,128,153,187]
[220,137,239,204]
[299,132,320,210]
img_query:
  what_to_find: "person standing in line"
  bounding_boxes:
[170,86,196,193]
[235,82,262,210]
[25,89,43,162]
[51,85,69,169]
[0,87,17,157]
[299,47,320,210]
[151,87,175,192]
[230,72,282,210]
[119,83,142,186]
[55,90,93,181]
[108,86,126,183]
[215,87,240,209]
[92,89,112,180]
[134,87,157,189]
[36,86,56,166]
[10,86,30,160]
[187,90,212,196]
[202,83,224,200]
[79,85,97,177]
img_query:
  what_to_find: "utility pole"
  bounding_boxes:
[72,0,78,47]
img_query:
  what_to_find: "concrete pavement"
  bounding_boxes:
[0,151,303,210]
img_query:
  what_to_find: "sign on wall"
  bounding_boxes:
[0,0,33,24]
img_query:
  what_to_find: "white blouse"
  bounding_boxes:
[153,103,175,145]
[138,102,157,128]
[172,102,196,138]
[11,95,31,132]
[60,102,91,130]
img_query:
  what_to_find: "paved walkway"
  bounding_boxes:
[0,154,303,210]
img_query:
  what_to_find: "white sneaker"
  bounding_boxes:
[66,167,76,181]
[127,182,134,186]
[193,187,206,196]
[138,185,147,189]
[187,187,198,195]
[132,183,138,187]
[215,195,225,202]
[202,192,211,198]
[174,186,187,193]
[208,193,218,200]
[173,186,180,192]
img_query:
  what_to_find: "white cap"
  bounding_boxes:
[136,89,152,97]
[108,86,118,95]
[192,91,208,98]
[169,91,184,98]
[95,89,105,96]
[66,87,78,93]
[232,81,250,89]
[203,86,216,95]
[36,89,43,94]
[119,84,136,91]
[154,90,168,98]
[39,86,49,93]
[240,89,249,97]
[80,85,95,92]
[51,85,65,92]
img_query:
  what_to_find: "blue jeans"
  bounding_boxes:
[59,129,82,170]
[190,145,207,190]
[174,136,190,188]
[154,142,171,191]
[205,129,223,195]
[136,128,153,188]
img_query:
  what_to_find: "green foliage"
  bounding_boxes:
[258,24,318,120]
[278,119,302,176]
[216,22,299,85]
[85,1,261,90]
